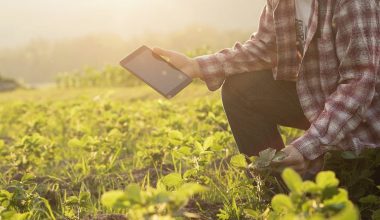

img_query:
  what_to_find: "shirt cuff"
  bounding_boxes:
[195,54,226,91]
[291,132,325,161]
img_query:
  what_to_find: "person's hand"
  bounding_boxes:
[152,47,202,79]
[272,145,308,174]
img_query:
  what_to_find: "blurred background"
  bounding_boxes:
[0,0,265,87]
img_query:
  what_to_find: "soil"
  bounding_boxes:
[183,199,223,220]
[131,163,174,186]
[83,214,127,220]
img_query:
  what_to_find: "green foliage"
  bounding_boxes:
[230,154,247,169]
[55,47,215,89]
[323,149,380,219]
[56,65,142,88]
[0,177,55,219]
[249,148,287,171]
[0,88,379,219]
[101,182,207,219]
[269,168,359,220]
[0,75,21,92]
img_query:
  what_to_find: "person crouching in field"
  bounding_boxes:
[154,0,380,177]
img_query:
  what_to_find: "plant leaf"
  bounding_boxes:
[244,209,260,218]
[160,173,183,188]
[125,184,142,203]
[330,202,359,220]
[101,190,127,208]
[271,194,294,213]
[230,154,247,168]
[282,168,303,194]
[259,148,277,162]
[340,151,357,160]
[316,171,339,189]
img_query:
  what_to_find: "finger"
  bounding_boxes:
[286,164,307,173]
[271,151,290,164]
[152,47,179,59]
[273,155,299,166]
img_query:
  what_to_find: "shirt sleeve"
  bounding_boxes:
[292,0,379,160]
[195,2,277,91]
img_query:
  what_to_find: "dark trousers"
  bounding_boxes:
[221,70,310,157]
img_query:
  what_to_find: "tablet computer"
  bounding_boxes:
[120,46,192,99]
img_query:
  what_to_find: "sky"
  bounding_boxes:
[0,0,266,48]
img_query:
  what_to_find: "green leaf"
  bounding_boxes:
[372,209,380,220]
[302,181,319,193]
[151,191,171,204]
[254,148,277,168]
[177,183,207,197]
[168,130,183,140]
[282,168,303,194]
[160,173,183,188]
[340,151,357,160]
[359,195,380,204]
[1,212,30,220]
[271,194,294,213]
[230,154,247,168]
[203,136,215,150]
[259,148,277,162]
[244,209,260,218]
[309,214,326,220]
[177,146,192,156]
[67,138,84,148]
[101,190,127,208]
[125,184,142,203]
[316,171,339,189]
[183,168,198,179]
[0,190,12,201]
[324,189,349,207]
[65,196,79,205]
[171,183,206,207]
[41,197,56,220]
[330,202,359,220]
[21,173,36,182]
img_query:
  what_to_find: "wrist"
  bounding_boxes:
[191,58,202,79]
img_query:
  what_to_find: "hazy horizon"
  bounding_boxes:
[1,0,265,49]
[0,0,266,84]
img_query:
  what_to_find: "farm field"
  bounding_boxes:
[0,85,379,220]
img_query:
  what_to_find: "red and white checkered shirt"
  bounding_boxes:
[196,0,380,160]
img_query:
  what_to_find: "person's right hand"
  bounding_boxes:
[152,47,202,79]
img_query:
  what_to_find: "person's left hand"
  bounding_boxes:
[273,145,309,174]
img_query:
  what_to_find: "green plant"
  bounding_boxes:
[101,180,207,219]
[56,65,142,88]
[323,149,380,219]
[267,168,359,220]
[359,186,380,220]
[0,85,379,219]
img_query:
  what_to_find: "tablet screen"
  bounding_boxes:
[121,46,192,97]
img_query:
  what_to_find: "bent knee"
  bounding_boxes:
[222,70,273,103]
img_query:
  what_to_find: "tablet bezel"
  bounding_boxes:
[120,45,192,99]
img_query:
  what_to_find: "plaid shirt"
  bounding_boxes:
[196,0,380,160]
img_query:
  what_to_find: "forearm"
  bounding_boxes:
[291,0,379,160]
[195,3,276,91]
